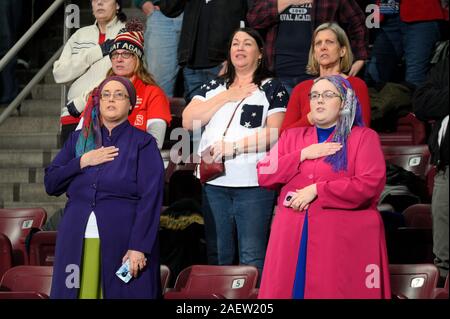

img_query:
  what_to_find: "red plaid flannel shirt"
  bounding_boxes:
[247,0,369,70]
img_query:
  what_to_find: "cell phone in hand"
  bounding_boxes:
[116,259,132,283]
[283,191,296,207]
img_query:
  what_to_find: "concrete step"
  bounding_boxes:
[16,69,56,85]
[0,149,59,168]
[0,116,60,133]
[0,132,60,149]
[18,99,61,117]
[0,183,66,203]
[3,201,65,220]
[0,168,45,184]
[31,84,63,100]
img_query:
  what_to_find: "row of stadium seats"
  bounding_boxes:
[0,263,447,299]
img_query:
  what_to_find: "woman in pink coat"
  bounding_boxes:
[257,75,391,299]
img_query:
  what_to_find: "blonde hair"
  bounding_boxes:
[108,54,159,86]
[306,22,354,76]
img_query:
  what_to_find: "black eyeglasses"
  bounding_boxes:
[110,51,134,60]
[309,90,342,101]
[100,91,129,101]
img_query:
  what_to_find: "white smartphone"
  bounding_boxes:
[116,259,132,283]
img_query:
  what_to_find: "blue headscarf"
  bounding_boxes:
[314,75,364,172]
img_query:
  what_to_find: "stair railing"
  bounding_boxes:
[0,0,70,125]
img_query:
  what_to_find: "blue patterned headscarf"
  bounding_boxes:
[75,87,102,158]
[313,75,364,172]
[75,76,136,157]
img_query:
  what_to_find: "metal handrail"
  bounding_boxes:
[0,0,66,73]
[0,47,63,125]
[0,0,69,125]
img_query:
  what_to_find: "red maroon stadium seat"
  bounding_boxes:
[160,264,171,293]
[403,204,432,229]
[379,113,427,146]
[28,231,57,266]
[164,291,226,299]
[433,274,449,299]
[0,208,47,265]
[164,265,258,299]
[0,291,48,299]
[389,264,439,299]
[164,152,201,205]
[0,233,12,280]
[446,274,449,291]
[169,97,186,119]
[0,266,53,297]
[163,98,187,150]
[164,151,198,185]
[382,144,431,179]
[386,227,434,264]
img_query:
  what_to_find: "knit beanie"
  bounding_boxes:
[110,19,145,59]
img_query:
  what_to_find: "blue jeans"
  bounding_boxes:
[365,15,440,87]
[144,10,183,97]
[364,16,404,86]
[202,184,276,276]
[401,20,441,87]
[183,65,222,102]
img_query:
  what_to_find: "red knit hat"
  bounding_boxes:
[110,19,145,59]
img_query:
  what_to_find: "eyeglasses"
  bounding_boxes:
[309,90,342,101]
[110,51,134,60]
[100,91,129,101]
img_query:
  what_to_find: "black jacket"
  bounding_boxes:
[159,0,250,67]
[414,56,449,170]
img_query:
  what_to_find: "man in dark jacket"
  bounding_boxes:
[159,0,249,101]
[414,52,449,285]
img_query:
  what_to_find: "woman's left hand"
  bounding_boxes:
[122,250,147,278]
[289,184,318,211]
[211,140,234,162]
[348,60,365,77]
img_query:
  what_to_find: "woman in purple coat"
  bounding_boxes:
[45,76,164,299]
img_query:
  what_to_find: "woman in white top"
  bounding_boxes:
[182,28,288,276]
[53,0,126,144]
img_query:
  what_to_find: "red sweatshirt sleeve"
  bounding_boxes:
[349,77,371,127]
[281,80,314,133]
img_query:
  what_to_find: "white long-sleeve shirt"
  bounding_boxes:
[53,17,125,122]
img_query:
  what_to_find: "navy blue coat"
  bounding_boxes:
[45,121,164,299]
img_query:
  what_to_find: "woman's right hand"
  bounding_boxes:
[80,146,119,169]
[226,83,258,102]
[142,1,157,16]
[300,143,342,162]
